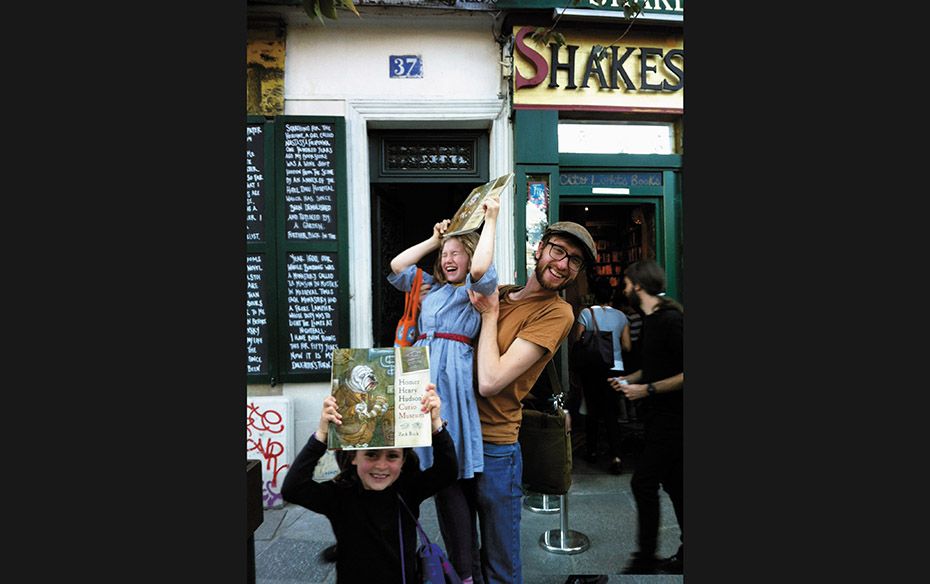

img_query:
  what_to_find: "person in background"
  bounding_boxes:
[612,282,645,426]
[614,282,644,377]
[572,277,631,474]
[386,192,500,584]
[609,260,684,575]
[467,221,596,584]
[281,387,456,584]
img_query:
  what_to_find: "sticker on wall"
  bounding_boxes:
[311,449,341,482]
[389,55,423,78]
[246,397,294,509]
[526,178,549,280]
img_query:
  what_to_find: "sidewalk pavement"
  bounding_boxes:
[253,435,683,584]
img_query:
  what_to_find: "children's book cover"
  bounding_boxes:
[327,346,432,450]
[443,173,514,238]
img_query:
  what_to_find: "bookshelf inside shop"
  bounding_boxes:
[585,220,625,289]
[583,206,653,289]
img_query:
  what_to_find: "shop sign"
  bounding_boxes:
[560,172,663,187]
[512,25,683,111]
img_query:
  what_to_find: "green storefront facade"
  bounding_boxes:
[504,9,684,302]
[512,109,683,301]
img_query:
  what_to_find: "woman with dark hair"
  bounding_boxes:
[386,193,500,584]
[571,277,631,474]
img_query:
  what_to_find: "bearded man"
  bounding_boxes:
[610,260,684,575]
[467,221,595,584]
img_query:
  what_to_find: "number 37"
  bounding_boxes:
[390,55,422,78]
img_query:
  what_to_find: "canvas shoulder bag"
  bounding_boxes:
[518,360,573,495]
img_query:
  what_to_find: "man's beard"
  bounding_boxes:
[625,287,641,308]
[534,259,572,292]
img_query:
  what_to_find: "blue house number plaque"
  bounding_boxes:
[389,55,423,78]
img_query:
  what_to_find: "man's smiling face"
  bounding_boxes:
[534,235,584,291]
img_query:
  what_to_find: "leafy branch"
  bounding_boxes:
[591,1,644,59]
[529,0,644,54]
[528,0,580,49]
[301,0,360,24]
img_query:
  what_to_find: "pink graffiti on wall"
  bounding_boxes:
[247,401,290,507]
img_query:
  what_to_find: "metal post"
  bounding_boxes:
[523,492,561,513]
[539,494,590,554]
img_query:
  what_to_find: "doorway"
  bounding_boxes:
[370,181,482,347]
[559,201,656,467]
[559,201,657,313]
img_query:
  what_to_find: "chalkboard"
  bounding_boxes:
[246,124,266,242]
[285,252,339,372]
[283,123,337,241]
[246,254,270,375]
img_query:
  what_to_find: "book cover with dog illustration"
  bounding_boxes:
[327,346,432,450]
[443,173,514,238]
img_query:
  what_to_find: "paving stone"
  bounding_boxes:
[256,453,682,584]
[255,538,334,583]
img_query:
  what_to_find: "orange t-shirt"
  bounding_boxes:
[476,285,574,444]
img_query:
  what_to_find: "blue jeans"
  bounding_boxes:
[475,442,523,584]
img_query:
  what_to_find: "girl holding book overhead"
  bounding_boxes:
[386,191,500,584]
[281,387,456,584]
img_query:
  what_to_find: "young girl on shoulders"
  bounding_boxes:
[386,192,500,584]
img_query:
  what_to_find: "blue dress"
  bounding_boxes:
[387,263,498,478]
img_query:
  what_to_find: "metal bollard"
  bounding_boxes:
[523,492,561,513]
[539,494,590,554]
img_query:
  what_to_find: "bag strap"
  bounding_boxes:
[397,493,433,546]
[398,506,407,582]
[545,359,566,412]
[401,273,413,319]
[401,268,423,320]
[587,306,600,332]
[407,268,424,319]
[397,493,463,584]
[546,359,562,397]
[410,268,423,314]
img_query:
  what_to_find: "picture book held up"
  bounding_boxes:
[327,346,433,450]
[443,173,514,238]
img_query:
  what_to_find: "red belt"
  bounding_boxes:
[417,332,474,346]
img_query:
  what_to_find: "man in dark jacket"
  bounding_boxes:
[609,260,684,575]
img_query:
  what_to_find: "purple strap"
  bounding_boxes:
[398,493,433,544]
[398,507,406,582]
[397,493,462,584]
[397,493,434,584]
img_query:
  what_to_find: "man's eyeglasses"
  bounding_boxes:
[545,241,585,272]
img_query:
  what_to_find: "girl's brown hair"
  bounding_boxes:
[332,448,414,488]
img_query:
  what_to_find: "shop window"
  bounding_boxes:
[369,130,489,181]
[557,121,674,154]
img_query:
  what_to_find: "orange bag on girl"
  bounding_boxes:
[394,268,423,347]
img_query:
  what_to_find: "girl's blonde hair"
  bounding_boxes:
[431,232,479,284]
